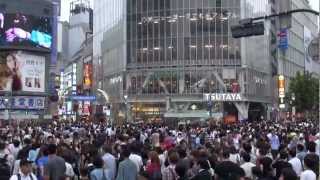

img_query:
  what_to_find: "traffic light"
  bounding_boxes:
[231,22,265,38]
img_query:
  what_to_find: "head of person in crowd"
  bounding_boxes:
[296,143,304,153]
[23,137,31,146]
[259,157,273,177]
[47,136,55,145]
[304,154,318,173]
[93,156,104,169]
[175,161,187,179]
[279,149,288,161]
[288,148,296,159]
[121,145,131,159]
[198,157,210,170]
[222,148,230,161]
[103,144,112,154]
[168,150,179,166]
[243,143,252,154]
[12,139,20,148]
[177,147,187,159]
[242,152,251,163]
[279,167,298,180]
[130,142,140,155]
[307,141,316,153]
[215,160,246,180]
[19,159,33,176]
[148,151,160,166]
[47,143,57,156]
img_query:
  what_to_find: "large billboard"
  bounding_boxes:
[83,63,92,89]
[304,27,312,72]
[0,12,52,50]
[0,51,45,92]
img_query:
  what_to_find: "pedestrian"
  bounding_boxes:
[191,157,212,180]
[175,161,188,180]
[279,167,298,180]
[288,148,302,177]
[300,154,317,180]
[146,151,161,180]
[272,150,292,178]
[9,159,37,180]
[162,150,179,180]
[116,145,138,180]
[90,156,109,180]
[102,144,116,180]
[240,152,255,179]
[43,144,66,180]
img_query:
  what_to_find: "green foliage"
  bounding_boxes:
[288,72,319,113]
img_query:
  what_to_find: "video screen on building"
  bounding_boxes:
[0,12,52,50]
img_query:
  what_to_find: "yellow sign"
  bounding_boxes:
[278,75,285,98]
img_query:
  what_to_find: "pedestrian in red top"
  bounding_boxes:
[146,151,161,180]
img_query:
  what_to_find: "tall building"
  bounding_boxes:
[57,0,93,119]
[277,0,318,82]
[93,0,318,123]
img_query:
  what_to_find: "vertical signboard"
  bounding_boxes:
[278,75,285,98]
[278,29,289,50]
[304,26,313,72]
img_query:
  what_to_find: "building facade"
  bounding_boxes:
[57,0,94,119]
[93,0,317,123]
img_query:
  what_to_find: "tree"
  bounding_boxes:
[288,71,319,114]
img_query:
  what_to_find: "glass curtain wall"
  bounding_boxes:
[127,0,243,95]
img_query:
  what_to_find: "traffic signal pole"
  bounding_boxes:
[231,8,320,125]
[232,9,319,38]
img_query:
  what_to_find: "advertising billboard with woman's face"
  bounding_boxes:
[0,51,45,92]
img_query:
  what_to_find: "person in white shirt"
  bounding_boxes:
[129,143,143,172]
[315,133,320,156]
[240,153,255,179]
[300,154,317,180]
[288,149,302,176]
[102,145,116,180]
[9,159,37,180]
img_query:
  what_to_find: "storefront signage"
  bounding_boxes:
[203,93,243,102]
[0,96,45,109]
[70,96,96,101]
[278,75,285,98]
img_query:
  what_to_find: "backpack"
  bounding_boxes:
[0,154,11,180]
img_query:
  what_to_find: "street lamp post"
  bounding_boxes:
[291,93,296,121]
[4,97,10,126]
[124,94,128,123]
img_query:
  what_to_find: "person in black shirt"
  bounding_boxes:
[272,150,292,179]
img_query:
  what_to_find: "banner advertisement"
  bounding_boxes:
[0,51,45,92]
[278,75,285,98]
[0,96,45,109]
[83,63,92,89]
[304,26,313,72]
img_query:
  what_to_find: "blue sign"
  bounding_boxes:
[70,96,96,101]
[278,29,288,50]
[0,96,45,110]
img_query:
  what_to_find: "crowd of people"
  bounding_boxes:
[0,118,318,180]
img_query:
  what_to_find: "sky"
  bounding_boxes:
[59,0,319,22]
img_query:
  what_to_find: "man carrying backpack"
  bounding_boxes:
[9,159,36,180]
[0,140,14,180]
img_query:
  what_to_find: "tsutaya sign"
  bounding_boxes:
[204,93,243,102]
